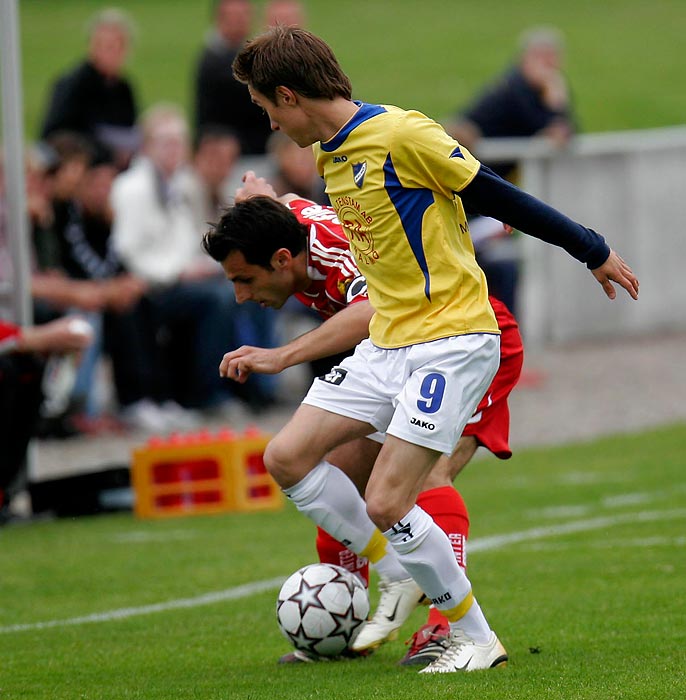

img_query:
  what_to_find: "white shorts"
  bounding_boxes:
[303,334,500,454]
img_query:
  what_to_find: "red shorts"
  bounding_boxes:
[462,297,523,459]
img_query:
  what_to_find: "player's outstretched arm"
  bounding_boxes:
[220,301,375,383]
[460,165,640,300]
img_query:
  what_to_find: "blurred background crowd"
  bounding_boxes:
[0,0,578,424]
[0,1,334,445]
[0,0,608,518]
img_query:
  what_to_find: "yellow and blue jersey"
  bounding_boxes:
[314,102,499,348]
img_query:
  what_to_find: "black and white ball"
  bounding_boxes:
[276,563,370,656]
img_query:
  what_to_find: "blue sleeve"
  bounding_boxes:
[460,165,610,269]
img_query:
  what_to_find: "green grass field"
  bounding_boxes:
[17,0,686,139]
[2,424,685,699]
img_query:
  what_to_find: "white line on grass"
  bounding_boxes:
[0,577,285,634]
[2,507,685,635]
[468,508,686,553]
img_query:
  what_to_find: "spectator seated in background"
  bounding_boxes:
[445,26,576,317]
[264,0,306,28]
[194,0,271,158]
[0,316,92,521]
[45,142,171,433]
[3,140,132,436]
[112,104,274,419]
[40,8,140,171]
[266,131,327,205]
[185,126,279,411]
[28,135,104,312]
[446,26,575,177]
[188,126,241,232]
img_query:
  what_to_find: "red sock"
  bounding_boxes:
[417,486,469,569]
[315,526,370,586]
[427,605,450,628]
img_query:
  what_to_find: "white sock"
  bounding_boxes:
[384,505,491,643]
[283,461,377,554]
[371,545,411,583]
[450,598,491,645]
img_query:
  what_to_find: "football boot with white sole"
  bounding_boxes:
[351,577,427,652]
[419,629,508,673]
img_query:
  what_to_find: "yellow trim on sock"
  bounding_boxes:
[442,590,474,623]
[360,529,388,564]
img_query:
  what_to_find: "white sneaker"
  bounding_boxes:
[159,401,201,431]
[120,399,169,434]
[419,629,508,673]
[351,577,427,651]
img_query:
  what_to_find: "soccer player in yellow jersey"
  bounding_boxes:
[232,27,639,673]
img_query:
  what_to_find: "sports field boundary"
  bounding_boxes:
[3,506,685,635]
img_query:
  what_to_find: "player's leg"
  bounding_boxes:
[313,437,381,586]
[419,318,519,672]
[398,438,477,666]
[266,340,406,578]
[362,436,485,630]
[359,335,507,671]
[265,403,389,564]
[278,435,389,664]
[371,435,506,673]
[405,302,523,663]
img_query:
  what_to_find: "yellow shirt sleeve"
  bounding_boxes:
[389,109,481,197]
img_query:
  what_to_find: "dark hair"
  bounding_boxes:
[202,196,308,268]
[233,26,352,102]
[193,123,239,152]
[45,130,95,167]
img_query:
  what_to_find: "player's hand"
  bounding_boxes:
[591,249,639,300]
[235,171,278,202]
[219,345,286,383]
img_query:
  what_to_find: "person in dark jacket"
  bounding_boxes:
[194,0,271,156]
[40,8,139,170]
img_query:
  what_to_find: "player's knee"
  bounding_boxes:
[263,438,297,487]
[263,436,319,488]
[365,490,405,533]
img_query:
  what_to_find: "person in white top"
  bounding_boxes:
[111,104,240,418]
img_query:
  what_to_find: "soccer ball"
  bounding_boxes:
[276,563,370,657]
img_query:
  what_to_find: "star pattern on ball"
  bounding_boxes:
[286,624,320,653]
[289,577,327,617]
[329,604,362,643]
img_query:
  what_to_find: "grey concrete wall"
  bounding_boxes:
[476,126,686,347]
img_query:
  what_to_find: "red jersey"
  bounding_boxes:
[0,320,20,355]
[287,199,368,319]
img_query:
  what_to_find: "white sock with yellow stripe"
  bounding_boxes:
[361,529,410,582]
[284,461,378,554]
[383,504,491,644]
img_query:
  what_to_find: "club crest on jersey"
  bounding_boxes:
[352,161,367,188]
[343,275,368,304]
